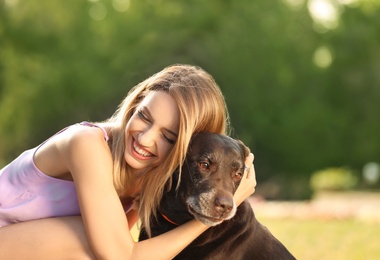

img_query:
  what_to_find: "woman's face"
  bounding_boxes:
[124,91,180,172]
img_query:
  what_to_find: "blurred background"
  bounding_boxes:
[1,0,380,258]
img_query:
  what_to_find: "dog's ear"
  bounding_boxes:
[236,139,250,157]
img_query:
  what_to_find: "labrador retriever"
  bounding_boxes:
[139,132,296,260]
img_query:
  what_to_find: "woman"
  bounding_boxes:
[0,64,256,259]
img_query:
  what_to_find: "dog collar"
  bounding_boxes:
[160,212,179,226]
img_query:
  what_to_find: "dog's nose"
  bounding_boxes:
[214,196,233,215]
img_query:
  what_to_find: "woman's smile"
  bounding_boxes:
[132,138,155,159]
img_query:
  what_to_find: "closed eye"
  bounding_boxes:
[137,110,150,122]
[163,134,176,144]
[138,108,177,144]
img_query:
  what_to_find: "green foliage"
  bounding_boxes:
[310,167,358,191]
[0,0,379,197]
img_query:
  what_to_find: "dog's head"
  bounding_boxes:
[159,132,250,226]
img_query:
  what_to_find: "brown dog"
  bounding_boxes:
[139,132,296,260]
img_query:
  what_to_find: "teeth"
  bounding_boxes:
[133,141,153,157]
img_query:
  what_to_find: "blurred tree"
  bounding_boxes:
[0,0,379,199]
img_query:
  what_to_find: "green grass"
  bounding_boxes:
[259,217,380,260]
[131,217,380,259]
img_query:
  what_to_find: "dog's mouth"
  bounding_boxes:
[185,191,237,226]
[188,205,227,226]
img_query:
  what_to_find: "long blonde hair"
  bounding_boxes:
[106,64,230,236]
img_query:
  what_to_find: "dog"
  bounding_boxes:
[139,132,296,260]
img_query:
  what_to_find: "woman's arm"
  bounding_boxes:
[61,127,210,259]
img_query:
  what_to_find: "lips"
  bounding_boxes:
[132,138,155,159]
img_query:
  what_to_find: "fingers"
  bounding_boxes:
[244,153,257,193]
[244,153,254,179]
[234,153,257,205]
[248,165,257,193]
[247,163,255,180]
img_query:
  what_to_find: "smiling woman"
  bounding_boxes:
[0,64,256,260]
[124,91,180,171]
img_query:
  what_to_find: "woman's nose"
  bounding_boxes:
[137,128,157,147]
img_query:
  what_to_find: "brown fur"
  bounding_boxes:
[139,132,296,260]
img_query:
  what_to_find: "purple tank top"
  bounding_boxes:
[0,122,113,226]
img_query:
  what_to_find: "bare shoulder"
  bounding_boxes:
[63,124,114,181]
[64,123,109,149]
[34,124,112,180]
[63,124,113,166]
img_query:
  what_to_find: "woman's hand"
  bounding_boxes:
[234,153,257,206]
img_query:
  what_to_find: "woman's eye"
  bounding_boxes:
[138,110,150,122]
[163,134,176,144]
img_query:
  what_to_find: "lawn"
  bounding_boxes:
[259,217,380,260]
[131,216,380,259]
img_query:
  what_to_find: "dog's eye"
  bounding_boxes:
[233,171,243,180]
[198,162,210,170]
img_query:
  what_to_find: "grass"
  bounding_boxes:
[259,217,380,260]
[131,216,380,259]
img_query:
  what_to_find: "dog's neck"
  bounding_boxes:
[157,171,195,226]
[159,212,179,226]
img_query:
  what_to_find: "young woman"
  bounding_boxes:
[0,64,256,259]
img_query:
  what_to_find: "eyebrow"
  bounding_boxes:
[143,107,178,137]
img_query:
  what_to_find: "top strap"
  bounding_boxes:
[78,121,109,142]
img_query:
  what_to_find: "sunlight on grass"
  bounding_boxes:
[259,217,380,260]
[131,222,140,242]
[130,216,380,260]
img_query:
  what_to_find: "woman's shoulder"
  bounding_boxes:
[37,123,110,164]
[67,122,107,140]
[76,121,110,142]
[34,123,112,179]
[58,123,114,179]
[63,123,111,156]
